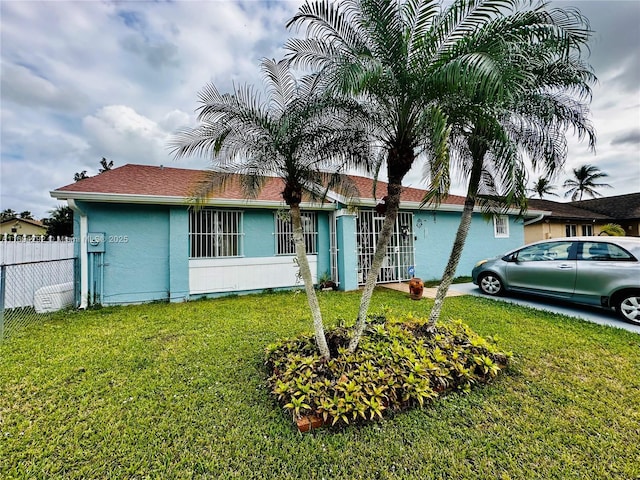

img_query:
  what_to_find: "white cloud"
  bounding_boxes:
[0,0,638,220]
[82,105,170,165]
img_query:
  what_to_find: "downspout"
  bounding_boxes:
[68,199,89,309]
[524,213,545,226]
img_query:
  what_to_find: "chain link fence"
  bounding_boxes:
[0,239,76,341]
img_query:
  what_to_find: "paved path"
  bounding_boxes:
[381,282,640,335]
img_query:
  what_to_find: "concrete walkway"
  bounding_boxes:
[381,282,640,335]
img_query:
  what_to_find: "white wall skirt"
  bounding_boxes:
[189,255,318,294]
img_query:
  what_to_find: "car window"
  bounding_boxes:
[516,242,572,262]
[580,241,634,261]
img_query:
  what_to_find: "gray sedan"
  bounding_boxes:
[472,237,640,324]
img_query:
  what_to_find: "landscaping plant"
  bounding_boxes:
[266,311,510,429]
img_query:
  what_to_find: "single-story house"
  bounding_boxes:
[569,193,640,237]
[525,193,640,243]
[0,217,47,238]
[51,164,540,307]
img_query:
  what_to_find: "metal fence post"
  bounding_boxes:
[0,265,6,341]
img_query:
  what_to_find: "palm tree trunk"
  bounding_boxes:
[290,204,331,360]
[348,182,401,353]
[427,155,483,327]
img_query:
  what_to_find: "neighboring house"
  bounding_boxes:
[525,193,640,243]
[50,164,538,306]
[0,217,47,238]
[524,199,611,243]
[569,193,640,237]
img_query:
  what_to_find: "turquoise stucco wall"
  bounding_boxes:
[336,211,358,290]
[412,210,524,281]
[242,209,332,270]
[316,213,332,279]
[78,202,175,305]
[72,200,524,305]
[169,208,190,302]
[75,203,333,305]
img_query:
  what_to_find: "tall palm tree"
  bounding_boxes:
[530,177,559,199]
[287,0,595,352]
[563,164,612,201]
[170,59,373,360]
[425,45,597,325]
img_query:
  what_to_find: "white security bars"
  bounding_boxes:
[356,210,415,284]
[275,211,318,255]
[189,210,243,258]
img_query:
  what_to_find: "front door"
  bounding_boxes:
[356,210,415,284]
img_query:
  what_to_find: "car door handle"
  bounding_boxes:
[557,264,573,269]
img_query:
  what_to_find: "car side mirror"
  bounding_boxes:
[502,253,517,262]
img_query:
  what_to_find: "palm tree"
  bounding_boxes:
[74,171,89,182]
[425,41,597,325]
[286,0,595,352]
[1,209,17,221]
[171,59,373,360]
[530,177,559,199]
[44,206,73,237]
[563,164,612,201]
[599,223,625,236]
[99,157,114,173]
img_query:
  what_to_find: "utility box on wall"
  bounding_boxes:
[87,232,105,253]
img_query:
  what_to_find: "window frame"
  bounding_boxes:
[565,224,577,237]
[275,211,318,255]
[493,215,510,238]
[581,224,593,236]
[188,209,244,259]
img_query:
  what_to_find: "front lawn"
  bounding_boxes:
[1,289,638,479]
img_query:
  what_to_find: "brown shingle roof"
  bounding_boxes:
[53,164,468,206]
[345,175,466,205]
[0,217,45,228]
[527,198,612,220]
[55,164,286,201]
[569,193,640,219]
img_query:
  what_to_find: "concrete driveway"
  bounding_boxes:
[450,282,640,335]
[382,282,640,334]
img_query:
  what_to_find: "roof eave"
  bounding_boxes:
[49,191,336,210]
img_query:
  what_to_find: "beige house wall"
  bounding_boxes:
[524,221,611,244]
[0,219,47,237]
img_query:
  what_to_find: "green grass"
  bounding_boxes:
[1,289,639,479]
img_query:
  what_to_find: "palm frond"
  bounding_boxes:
[262,58,298,115]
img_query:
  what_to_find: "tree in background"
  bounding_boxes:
[563,164,612,201]
[43,206,73,237]
[98,157,114,173]
[74,157,114,181]
[1,209,17,222]
[19,211,34,220]
[74,171,89,182]
[530,177,559,199]
[171,58,373,360]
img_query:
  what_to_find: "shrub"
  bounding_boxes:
[265,312,510,429]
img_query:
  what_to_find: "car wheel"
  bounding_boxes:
[479,273,503,296]
[616,293,640,325]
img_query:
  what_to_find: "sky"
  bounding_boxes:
[1,0,639,220]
